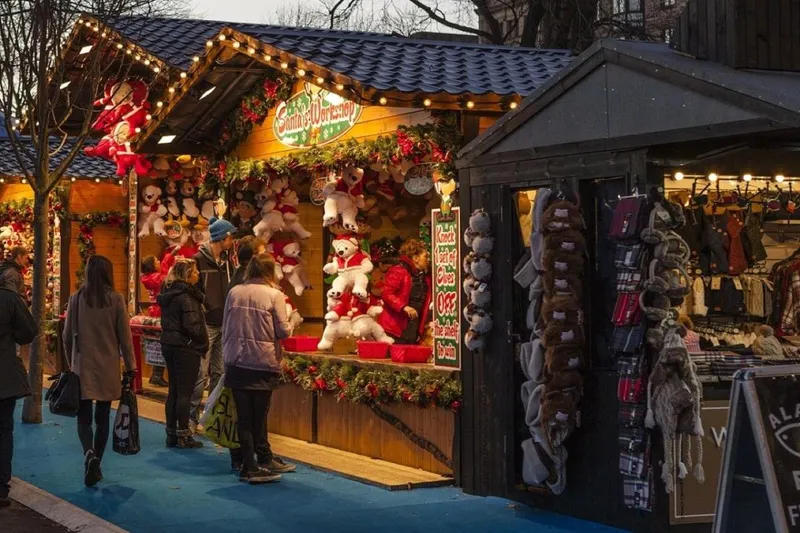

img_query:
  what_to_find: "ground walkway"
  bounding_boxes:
[7,406,629,533]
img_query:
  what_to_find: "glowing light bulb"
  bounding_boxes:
[708,173,718,182]
[247,47,255,54]
[673,172,684,181]
[776,174,785,183]
[336,83,344,91]
[466,101,475,109]
[169,87,175,93]
[379,97,388,105]
[423,98,432,107]
[206,40,213,47]
[316,77,325,84]
[218,34,226,41]
[509,101,518,109]
[156,101,164,108]
[232,41,240,49]
[70,177,76,182]
[116,43,123,49]
[95,178,100,183]
[743,174,752,182]
[153,66,160,73]
[281,62,289,69]
[180,72,187,79]
[264,54,271,61]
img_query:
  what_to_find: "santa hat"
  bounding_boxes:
[271,240,289,257]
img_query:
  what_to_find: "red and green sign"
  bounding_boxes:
[433,207,461,369]
[273,83,362,148]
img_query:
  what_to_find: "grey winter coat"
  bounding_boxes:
[0,288,37,401]
[63,289,136,402]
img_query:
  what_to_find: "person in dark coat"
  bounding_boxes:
[229,236,266,290]
[0,246,28,299]
[0,287,37,508]
[158,258,208,449]
[189,217,235,430]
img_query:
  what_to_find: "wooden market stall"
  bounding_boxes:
[53,14,575,484]
[456,1,800,531]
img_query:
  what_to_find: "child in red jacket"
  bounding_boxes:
[378,238,432,344]
[140,252,176,387]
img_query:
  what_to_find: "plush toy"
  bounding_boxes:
[160,196,181,234]
[323,235,373,299]
[153,157,171,179]
[318,291,354,351]
[465,329,485,351]
[322,169,364,232]
[253,196,285,242]
[191,227,210,246]
[121,80,151,131]
[0,226,13,241]
[351,295,394,344]
[471,256,492,281]
[272,240,312,296]
[232,190,259,233]
[161,219,194,256]
[83,133,118,160]
[254,182,272,209]
[277,188,312,240]
[138,184,167,237]
[286,296,304,332]
[91,80,135,133]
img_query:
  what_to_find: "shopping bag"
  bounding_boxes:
[199,376,225,428]
[45,371,81,417]
[202,386,240,449]
[113,382,141,455]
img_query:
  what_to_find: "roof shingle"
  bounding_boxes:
[0,139,117,178]
[103,16,574,97]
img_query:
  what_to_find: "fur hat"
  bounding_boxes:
[465,329,484,351]
[521,339,545,383]
[472,235,494,255]
[541,201,582,232]
[541,388,580,434]
[540,295,581,327]
[468,308,493,334]
[463,275,479,297]
[542,323,584,348]
[544,229,586,254]
[543,249,584,276]
[469,209,491,234]
[543,271,583,300]
[639,291,671,321]
[471,257,492,281]
[640,202,673,244]
[471,286,491,308]
[463,252,477,276]
[642,259,669,294]
[543,345,582,378]
[463,226,478,249]
[545,370,583,393]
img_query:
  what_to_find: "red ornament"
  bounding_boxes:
[401,391,412,402]
[335,378,347,390]
[367,383,379,398]
[314,377,327,391]
[263,79,279,99]
[308,365,318,375]
[451,400,462,412]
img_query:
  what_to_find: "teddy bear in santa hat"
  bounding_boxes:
[276,187,312,240]
[322,167,365,232]
[318,289,354,351]
[271,239,312,296]
[323,234,373,300]
[351,294,394,344]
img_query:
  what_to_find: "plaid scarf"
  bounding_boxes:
[623,468,654,511]
[616,270,644,292]
[614,243,646,269]
[612,326,645,353]
[617,375,646,404]
[619,403,647,429]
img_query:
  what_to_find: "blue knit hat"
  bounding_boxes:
[209,217,236,242]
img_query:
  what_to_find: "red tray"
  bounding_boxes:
[390,345,432,364]
[357,341,391,359]
[283,336,320,352]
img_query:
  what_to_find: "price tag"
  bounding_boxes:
[733,278,743,291]
[711,276,722,290]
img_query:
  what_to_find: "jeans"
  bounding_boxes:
[0,398,16,498]
[230,393,273,465]
[77,400,112,460]
[190,325,223,423]
[162,346,202,436]
[231,390,272,474]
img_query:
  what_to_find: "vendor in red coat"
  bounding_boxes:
[140,251,176,318]
[378,238,431,344]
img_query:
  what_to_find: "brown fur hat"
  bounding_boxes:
[540,388,581,428]
[542,323,584,349]
[544,369,583,393]
[543,249,584,275]
[544,229,586,254]
[543,271,583,300]
[544,345,583,377]
[542,200,582,232]
[541,295,581,327]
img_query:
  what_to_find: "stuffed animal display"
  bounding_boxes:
[514,188,584,496]
[462,209,493,352]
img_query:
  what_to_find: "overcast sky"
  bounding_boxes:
[191,0,275,23]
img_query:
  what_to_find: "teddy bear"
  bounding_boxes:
[253,196,285,242]
[318,291,354,351]
[178,179,200,221]
[285,296,304,332]
[161,219,194,256]
[276,187,312,240]
[91,79,135,133]
[350,295,394,344]
[322,168,364,232]
[232,190,259,233]
[138,184,167,237]
[323,236,373,299]
[160,195,181,232]
[271,240,312,296]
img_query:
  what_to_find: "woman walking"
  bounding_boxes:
[223,254,295,484]
[158,258,208,449]
[63,256,136,488]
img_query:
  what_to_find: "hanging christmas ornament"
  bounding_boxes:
[404,163,435,196]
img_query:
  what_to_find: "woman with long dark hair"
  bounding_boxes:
[223,254,295,484]
[159,258,207,449]
[63,255,136,488]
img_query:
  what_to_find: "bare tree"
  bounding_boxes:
[0,0,185,424]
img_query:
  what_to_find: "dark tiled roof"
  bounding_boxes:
[102,16,574,97]
[0,138,117,178]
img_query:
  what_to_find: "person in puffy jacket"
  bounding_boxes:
[223,254,295,484]
[140,252,176,388]
[378,238,432,344]
[158,258,208,449]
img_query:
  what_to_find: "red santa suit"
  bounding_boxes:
[140,253,175,318]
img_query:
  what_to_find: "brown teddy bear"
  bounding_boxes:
[541,200,582,232]
[544,229,586,254]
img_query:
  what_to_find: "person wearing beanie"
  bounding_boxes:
[189,217,236,432]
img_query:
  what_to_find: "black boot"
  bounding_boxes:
[166,428,178,448]
[177,433,203,449]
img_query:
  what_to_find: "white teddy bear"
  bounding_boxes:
[351,295,394,344]
[277,188,312,240]
[138,184,167,237]
[318,291,354,351]
[323,236,373,299]
[285,296,304,332]
[322,168,364,232]
[272,240,312,296]
[253,195,285,242]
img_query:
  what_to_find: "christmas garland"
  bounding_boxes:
[210,113,461,189]
[280,354,462,411]
[73,210,128,288]
[211,72,294,156]
[0,190,68,224]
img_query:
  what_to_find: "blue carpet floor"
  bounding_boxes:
[10,406,629,533]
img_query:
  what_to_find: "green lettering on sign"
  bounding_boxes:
[273,83,362,148]
[433,207,461,369]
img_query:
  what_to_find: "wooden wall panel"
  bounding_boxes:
[269,385,314,442]
[68,223,128,295]
[0,184,33,203]
[70,181,127,213]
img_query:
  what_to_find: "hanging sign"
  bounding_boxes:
[433,207,461,369]
[273,83,362,148]
[713,365,800,533]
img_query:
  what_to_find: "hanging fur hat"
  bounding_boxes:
[543,345,582,378]
[470,286,492,308]
[544,369,583,393]
[544,229,586,255]
[541,295,582,327]
[463,252,477,276]
[541,200,582,232]
[543,249,584,276]
[463,226,478,249]
[542,323,584,348]
[468,308,493,334]
[469,209,491,235]
[465,329,485,351]
[463,275,479,297]
[472,234,494,255]
[471,256,492,281]
[543,271,583,300]
[541,388,581,447]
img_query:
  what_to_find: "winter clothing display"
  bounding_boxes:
[463,209,493,352]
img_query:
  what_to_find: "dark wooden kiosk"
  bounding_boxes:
[455,1,800,531]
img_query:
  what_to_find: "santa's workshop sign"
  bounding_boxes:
[433,207,461,369]
[273,83,362,148]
